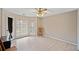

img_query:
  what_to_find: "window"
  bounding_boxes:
[28,20,37,36]
[15,19,28,38]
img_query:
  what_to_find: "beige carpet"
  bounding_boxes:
[11,36,77,51]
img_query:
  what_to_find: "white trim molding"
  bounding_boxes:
[44,33,77,46]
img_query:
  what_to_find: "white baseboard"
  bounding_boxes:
[44,33,77,46]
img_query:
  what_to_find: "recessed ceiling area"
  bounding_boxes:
[3,8,77,17]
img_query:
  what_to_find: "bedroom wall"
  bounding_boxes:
[43,10,77,44]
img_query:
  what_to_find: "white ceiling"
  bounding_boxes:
[3,8,77,17]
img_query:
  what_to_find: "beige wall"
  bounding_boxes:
[43,10,77,44]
